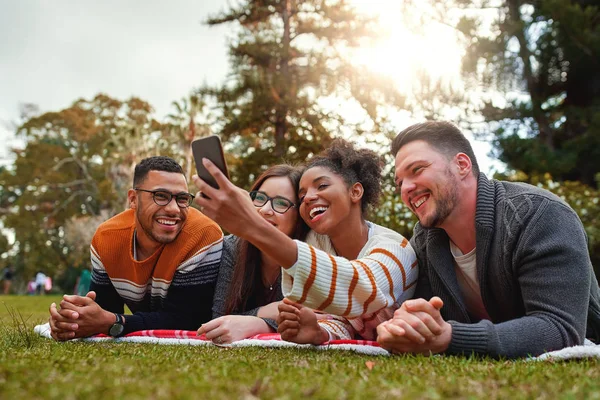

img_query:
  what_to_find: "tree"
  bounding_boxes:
[0,230,9,257]
[0,94,173,282]
[165,94,213,182]
[392,0,600,270]
[402,0,600,185]
[202,0,405,188]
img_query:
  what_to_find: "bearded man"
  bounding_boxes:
[379,121,600,358]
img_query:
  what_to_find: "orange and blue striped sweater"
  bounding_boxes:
[89,208,223,335]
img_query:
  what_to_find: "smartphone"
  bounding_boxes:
[191,135,230,189]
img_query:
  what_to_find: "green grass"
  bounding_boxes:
[1,296,599,399]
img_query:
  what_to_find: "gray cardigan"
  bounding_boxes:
[212,235,280,331]
[411,173,600,358]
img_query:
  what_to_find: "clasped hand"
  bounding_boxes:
[276,298,330,345]
[48,291,114,341]
[376,297,452,355]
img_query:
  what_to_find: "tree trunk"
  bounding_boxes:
[507,0,554,150]
[274,0,291,158]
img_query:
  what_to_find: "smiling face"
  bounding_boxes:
[298,166,358,235]
[254,176,299,237]
[394,140,460,229]
[129,170,189,246]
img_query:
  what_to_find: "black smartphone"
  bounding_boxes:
[191,135,230,189]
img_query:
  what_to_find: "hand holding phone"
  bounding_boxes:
[191,136,229,189]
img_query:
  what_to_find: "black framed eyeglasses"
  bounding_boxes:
[134,188,195,208]
[249,191,295,214]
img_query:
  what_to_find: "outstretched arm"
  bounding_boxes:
[281,239,418,320]
[193,159,418,323]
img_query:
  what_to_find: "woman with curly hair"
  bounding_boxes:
[193,139,419,344]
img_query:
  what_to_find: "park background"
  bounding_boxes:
[0,0,599,294]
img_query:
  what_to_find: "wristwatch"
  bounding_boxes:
[108,313,124,337]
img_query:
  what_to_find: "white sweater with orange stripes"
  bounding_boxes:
[281,221,418,340]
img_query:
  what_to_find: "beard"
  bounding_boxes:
[136,200,183,245]
[418,168,459,229]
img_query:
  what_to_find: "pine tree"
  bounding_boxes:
[202,0,405,187]
[407,0,600,185]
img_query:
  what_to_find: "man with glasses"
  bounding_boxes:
[48,156,223,340]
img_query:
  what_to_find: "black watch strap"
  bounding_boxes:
[108,313,125,337]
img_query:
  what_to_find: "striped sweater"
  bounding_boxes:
[281,221,418,340]
[89,208,223,335]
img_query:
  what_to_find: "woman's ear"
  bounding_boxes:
[350,182,364,204]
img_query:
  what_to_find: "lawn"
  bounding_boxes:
[1,295,599,399]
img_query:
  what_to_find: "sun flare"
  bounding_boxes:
[349,0,464,92]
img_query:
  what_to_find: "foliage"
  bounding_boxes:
[2,295,600,399]
[201,0,405,188]
[0,231,9,259]
[63,212,111,268]
[0,95,178,284]
[165,94,214,182]
[3,1,599,290]
[0,303,43,349]
[496,170,600,276]
[401,0,600,185]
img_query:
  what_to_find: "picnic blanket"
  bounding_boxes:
[33,323,389,356]
[34,323,600,360]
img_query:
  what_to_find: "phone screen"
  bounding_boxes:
[191,136,229,189]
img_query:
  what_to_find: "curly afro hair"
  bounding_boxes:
[306,139,382,215]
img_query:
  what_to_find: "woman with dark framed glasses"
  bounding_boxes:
[194,139,418,345]
[197,165,309,344]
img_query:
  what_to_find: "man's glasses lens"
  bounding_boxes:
[250,191,294,213]
[153,191,194,207]
[135,189,194,208]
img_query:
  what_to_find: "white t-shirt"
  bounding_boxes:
[35,272,47,286]
[449,241,490,320]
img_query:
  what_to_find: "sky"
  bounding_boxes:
[0,0,498,172]
[0,0,230,163]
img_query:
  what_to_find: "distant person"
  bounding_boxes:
[35,271,47,295]
[45,276,53,293]
[2,265,14,294]
[377,121,600,358]
[73,267,92,296]
[48,156,223,341]
[199,165,309,344]
[27,278,36,295]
